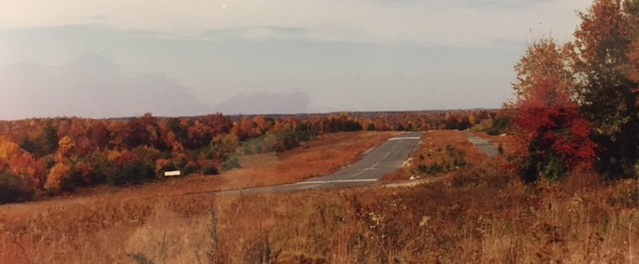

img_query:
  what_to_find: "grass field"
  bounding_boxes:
[384,130,493,181]
[1,130,638,264]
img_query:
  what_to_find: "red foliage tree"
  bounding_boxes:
[512,78,597,182]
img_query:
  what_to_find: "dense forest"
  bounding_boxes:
[0,110,505,204]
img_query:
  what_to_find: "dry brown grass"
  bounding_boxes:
[2,130,639,264]
[2,163,638,264]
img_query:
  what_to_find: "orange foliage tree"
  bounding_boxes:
[44,162,71,194]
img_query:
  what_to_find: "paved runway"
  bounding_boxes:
[461,131,499,156]
[221,132,424,194]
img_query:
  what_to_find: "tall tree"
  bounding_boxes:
[573,0,639,176]
[512,38,575,101]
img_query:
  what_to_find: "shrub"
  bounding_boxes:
[0,172,34,204]
[203,165,219,175]
[425,162,444,175]
[417,164,427,173]
[182,162,199,176]
[155,158,177,178]
[62,164,87,191]
[107,159,154,186]
[453,159,467,168]
[294,130,314,142]
[486,116,512,136]
[486,116,511,135]
[223,156,241,171]
[275,128,300,152]
[512,78,596,182]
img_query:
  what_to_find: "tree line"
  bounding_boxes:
[0,110,502,204]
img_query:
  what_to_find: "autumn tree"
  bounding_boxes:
[163,118,189,147]
[0,137,46,190]
[136,113,162,149]
[231,116,259,141]
[199,113,233,135]
[44,162,71,194]
[42,121,60,155]
[573,0,639,176]
[125,116,152,148]
[87,121,109,150]
[512,37,575,101]
[512,78,597,182]
[66,118,91,156]
[17,121,61,157]
[253,115,274,134]
[55,136,76,162]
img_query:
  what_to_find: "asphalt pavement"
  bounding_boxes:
[216,130,500,195]
[462,131,499,156]
[220,132,424,194]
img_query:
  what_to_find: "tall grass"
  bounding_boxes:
[1,130,638,263]
[2,160,638,263]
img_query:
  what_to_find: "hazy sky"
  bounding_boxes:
[0,0,591,119]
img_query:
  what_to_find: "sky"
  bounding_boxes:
[0,0,592,120]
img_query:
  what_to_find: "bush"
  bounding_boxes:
[203,165,219,176]
[294,130,315,142]
[0,172,34,204]
[512,78,596,182]
[453,159,467,168]
[155,158,177,178]
[486,116,511,135]
[275,128,300,152]
[182,162,199,176]
[223,156,241,171]
[62,165,85,192]
[417,164,427,173]
[107,160,154,186]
